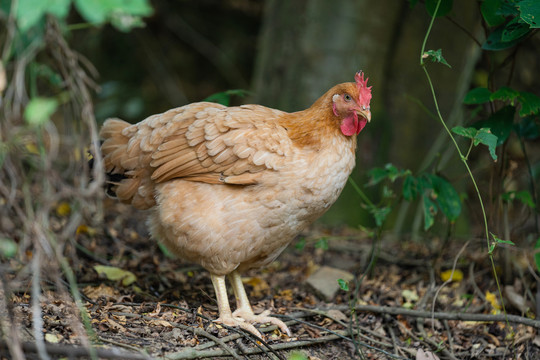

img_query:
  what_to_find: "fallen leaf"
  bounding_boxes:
[55,202,71,217]
[486,290,501,311]
[243,276,270,298]
[148,319,173,328]
[402,289,419,308]
[440,269,463,282]
[94,265,137,286]
[504,285,532,315]
[45,333,62,343]
[83,283,120,301]
[76,224,97,236]
[416,348,440,360]
[107,317,127,333]
[326,309,348,322]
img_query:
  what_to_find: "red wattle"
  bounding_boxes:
[340,113,366,136]
[340,116,357,136]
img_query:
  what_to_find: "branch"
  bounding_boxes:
[0,341,152,360]
[324,304,540,329]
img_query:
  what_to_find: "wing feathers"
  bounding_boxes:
[100,103,291,209]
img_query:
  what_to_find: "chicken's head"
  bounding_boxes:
[331,71,372,136]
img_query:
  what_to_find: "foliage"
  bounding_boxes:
[409,0,540,329]
[204,89,251,106]
[14,0,152,32]
[367,164,462,231]
[0,1,153,357]
[422,49,451,68]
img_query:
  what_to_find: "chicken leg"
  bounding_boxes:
[210,272,291,337]
[229,271,291,336]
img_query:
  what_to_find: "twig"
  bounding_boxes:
[110,312,242,360]
[328,304,540,329]
[98,336,149,354]
[0,341,152,360]
[430,240,470,330]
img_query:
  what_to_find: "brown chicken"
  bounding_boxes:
[99,72,372,337]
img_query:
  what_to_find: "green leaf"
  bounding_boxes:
[501,17,531,42]
[423,49,451,68]
[490,86,520,104]
[481,0,505,27]
[337,279,350,291]
[422,193,437,230]
[94,265,137,286]
[24,97,58,126]
[474,106,515,146]
[371,206,391,227]
[534,237,540,273]
[517,0,540,28]
[288,352,309,360]
[483,23,530,50]
[429,175,461,222]
[502,190,536,208]
[425,0,453,17]
[464,88,492,104]
[204,89,251,106]
[402,175,418,201]
[367,163,410,186]
[16,0,71,31]
[295,238,306,251]
[518,91,540,116]
[452,126,498,160]
[475,128,499,160]
[491,233,515,246]
[314,237,328,251]
[73,0,152,29]
[451,126,478,139]
[0,238,18,258]
[157,242,175,259]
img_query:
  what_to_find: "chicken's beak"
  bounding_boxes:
[356,108,371,123]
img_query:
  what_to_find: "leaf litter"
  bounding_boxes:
[4,199,540,359]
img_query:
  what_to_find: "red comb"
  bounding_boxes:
[355,71,372,108]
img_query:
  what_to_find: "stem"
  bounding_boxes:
[420,0,511,331]
[348,177,375,208]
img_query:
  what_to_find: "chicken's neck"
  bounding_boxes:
[278,99,356,152]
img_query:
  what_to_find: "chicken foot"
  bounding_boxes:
[210,272,291,338]
[229,271,291,336]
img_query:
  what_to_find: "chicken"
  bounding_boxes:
[99,72,372,337]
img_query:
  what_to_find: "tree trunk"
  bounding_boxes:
[252,0,482,228]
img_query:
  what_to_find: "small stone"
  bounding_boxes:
[306,266,354,301]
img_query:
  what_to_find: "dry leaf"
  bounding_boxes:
[326,309,348,322]
[416,348,440,360]
[45,333,62,343]
[94,265,137,286]
[55,202,71,217]
[243,276,270,298]
[440,269,463,282]
[83,283,120,301]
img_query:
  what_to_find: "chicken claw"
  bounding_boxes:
[211,272,291,338]
[214,314,263,338]
[232,308,291,337]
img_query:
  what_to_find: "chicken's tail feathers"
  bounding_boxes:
[99,119,156,209]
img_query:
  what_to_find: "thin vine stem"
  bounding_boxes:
[419,0,511,331]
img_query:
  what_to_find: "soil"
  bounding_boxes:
[2,199,539,360]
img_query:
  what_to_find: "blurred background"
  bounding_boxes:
[1,0,540,255]
[71,0,540,238]
[1,0,540,356]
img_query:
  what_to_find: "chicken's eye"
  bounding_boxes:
[344,94,352,102]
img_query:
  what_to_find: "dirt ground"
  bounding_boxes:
[2,199,540,359]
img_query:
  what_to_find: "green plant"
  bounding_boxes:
[0,1,153,358]
[414,0,540,329]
